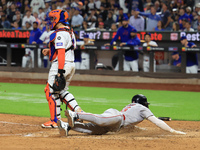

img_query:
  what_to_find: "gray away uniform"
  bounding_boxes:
[72,103,153,135]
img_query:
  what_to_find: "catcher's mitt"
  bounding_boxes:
[52,69,66,91]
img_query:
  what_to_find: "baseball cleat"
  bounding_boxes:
[65,110,77,128]
[41,120,58,128]
[57,120,70,136]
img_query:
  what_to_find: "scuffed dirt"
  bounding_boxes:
[0,114,200,150]
[0,77,200,150]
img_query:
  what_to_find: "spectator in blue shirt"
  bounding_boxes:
[179,18,188,31]
[154,20,165,31]
[180,36,198,74]
[186,6,193,22]
[0,14,11,29]
[11,21,21,29]
[136,5,161,31]
[41,16,51,32]
[116,8,128,23]
[129,9,144,31]
[178,8,190,30]
[71,7,84,30]
[120,28,140,71]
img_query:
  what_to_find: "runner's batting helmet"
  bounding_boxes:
[132,94,150,108]
[48,9,69,30]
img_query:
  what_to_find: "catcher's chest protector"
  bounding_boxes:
[49,27,74,62]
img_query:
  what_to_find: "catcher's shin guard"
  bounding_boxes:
[45,83,61,122]
[60,91,83,112]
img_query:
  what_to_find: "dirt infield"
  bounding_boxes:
[0,114,200,150]
[0,77,200,150]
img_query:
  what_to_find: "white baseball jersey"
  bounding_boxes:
[22,16,36,27]
[143,41,158,61]
[143,41,158,46]
[47,27,80,121]
[30,0,45,14]
[38,12,45,22]
[39,30,54,44]
[80,40,94,70]
[22,48,33,68]
[143,41,157,72]
[54,30,76,62]
[121,103,153,126]
[40,30,54,64]
[72,103,153,134]
[48,26,76,88]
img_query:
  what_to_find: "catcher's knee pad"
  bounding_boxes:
[60,91,82,112]
[44,83,61,122]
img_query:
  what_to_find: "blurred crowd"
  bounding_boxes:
[0,0,196,73]
[0,0,200,31]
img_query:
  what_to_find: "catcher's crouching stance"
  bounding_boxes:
[41,9,83,128]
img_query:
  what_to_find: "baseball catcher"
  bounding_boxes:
[57,94,186,136]
[41,9,84,128]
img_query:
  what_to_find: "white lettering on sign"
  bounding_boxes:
[180,32,200,41]
[79,30,101,39]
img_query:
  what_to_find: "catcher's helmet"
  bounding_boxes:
[48,9,69,30]
[132,94,150,108]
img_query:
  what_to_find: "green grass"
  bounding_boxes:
[0,82,199,121]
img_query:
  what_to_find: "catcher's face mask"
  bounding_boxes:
[48,9,69,30]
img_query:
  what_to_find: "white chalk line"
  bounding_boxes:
[0,132,47,137]
[0,121,40,127]
[0,121,44,137]
[0,92,178,107]
[0,133,24,136]
[0,91,46,103]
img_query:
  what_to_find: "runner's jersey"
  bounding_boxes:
[121,103,153,126]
